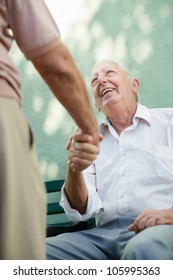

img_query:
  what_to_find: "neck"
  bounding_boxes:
[107,102,137,135]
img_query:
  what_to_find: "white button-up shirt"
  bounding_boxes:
[61,104,173,227]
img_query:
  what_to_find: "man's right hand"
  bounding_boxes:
[67,129,103,172]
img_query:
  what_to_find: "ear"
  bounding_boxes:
[132,78,140,94]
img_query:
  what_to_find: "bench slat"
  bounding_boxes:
[45,179,65,193]
[47,202,64,215]
[45,179,96,237]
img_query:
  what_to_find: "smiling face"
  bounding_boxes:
[91,61,139,115]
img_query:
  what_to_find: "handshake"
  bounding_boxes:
[66,128,103,172]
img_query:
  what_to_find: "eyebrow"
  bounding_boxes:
[91,67,118,79]
[91,74,98,79]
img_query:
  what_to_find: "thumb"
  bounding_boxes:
[99,134,104,142]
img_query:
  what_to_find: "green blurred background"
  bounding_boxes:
[10,0,173,181]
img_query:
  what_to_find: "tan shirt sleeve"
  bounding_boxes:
[7,0,62,60]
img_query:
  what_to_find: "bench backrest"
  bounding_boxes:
[45,179,95,237]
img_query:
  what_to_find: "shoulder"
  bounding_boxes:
[150,107,173,118]
[8,0,61,60]
[149,108,173,126]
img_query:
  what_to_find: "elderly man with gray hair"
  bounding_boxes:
[47,60,173,260]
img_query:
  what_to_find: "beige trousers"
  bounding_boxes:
[0,98,46,259]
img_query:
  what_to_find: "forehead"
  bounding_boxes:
[91,61,120,77]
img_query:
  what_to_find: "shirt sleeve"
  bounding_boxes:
[7,0,61,59]
[60,163,103,222]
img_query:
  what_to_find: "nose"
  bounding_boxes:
[97,73,107,85]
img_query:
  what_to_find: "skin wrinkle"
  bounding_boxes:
[66,60,173,233]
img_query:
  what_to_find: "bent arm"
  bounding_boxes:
[64,130,101,213]
[62,135,103,218]
[32,43,99,144]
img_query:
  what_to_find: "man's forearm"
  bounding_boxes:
[64,166,88,214]
[32,43,99,143]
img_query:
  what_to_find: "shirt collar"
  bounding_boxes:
[134,103,151,126]
[99,103,152,133]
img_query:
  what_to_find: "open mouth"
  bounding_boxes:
[101,87,117,97]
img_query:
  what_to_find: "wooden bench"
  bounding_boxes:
[45,179,95,237]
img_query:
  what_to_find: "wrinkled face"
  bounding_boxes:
[91,61,138,113]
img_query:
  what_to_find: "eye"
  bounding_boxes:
[91,77,98,86]
[106,70,116,76]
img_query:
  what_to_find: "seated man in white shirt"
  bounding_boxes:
[46,60,173,260]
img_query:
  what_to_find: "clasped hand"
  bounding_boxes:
[67,128,103,172]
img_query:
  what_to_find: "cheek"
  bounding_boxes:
[93,87,104,109]
[93,88,100,102]
[94,95,102,111]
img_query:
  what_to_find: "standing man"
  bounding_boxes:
[0,0,99,259]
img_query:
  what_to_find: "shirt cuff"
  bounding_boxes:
[60,186,103,222]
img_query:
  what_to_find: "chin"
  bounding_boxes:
[103,97,120,106]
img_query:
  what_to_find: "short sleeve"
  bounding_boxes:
[7,0,61,59]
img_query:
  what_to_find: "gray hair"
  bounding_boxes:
[91,60,139,101]
[92,59,133,80]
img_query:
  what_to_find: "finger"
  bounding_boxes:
[69,145,98,160]
[66,127,80,150]
[66,137,73,150]
[133,210,151,225]
[131,224,139,234]
[74,142,99,154]
[74,133,93,143]
[74,132,103,144]
[71,150,98,161]
[128,223,139,234]
[66,134,75,151]
[145,217,156,228]
[128,223,135,231]
[136,216,149,231]
[69,149,92,161]
[99,134,104,142]
[70,156,92,165]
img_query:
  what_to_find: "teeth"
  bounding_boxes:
[101,88,114,97]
